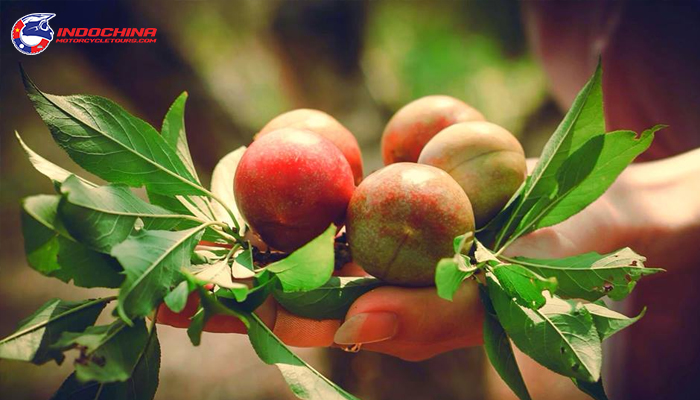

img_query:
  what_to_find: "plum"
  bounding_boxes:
[381,95,484,165]
[257,109,364,184]
[418,121,526,227]
[234,128,355,252]
[347,163,474,286]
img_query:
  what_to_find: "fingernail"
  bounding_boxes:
[334,312,398,345]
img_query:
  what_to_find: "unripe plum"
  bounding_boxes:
[381,95,485,165]
[257,109,364,184]
[418,121,526,227]
[234,128,355,252]
[347,163,475,287]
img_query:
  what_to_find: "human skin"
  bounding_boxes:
[381,95,485,165]
[158,149,700,362]
[418,121,526,227]
[257,109,364,184]
[346,163,475,286]
[234,128,355,252]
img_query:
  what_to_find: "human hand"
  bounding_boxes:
[157,262,484,361]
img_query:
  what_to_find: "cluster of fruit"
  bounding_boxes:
[234,96,527,286]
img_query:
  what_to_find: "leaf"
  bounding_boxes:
[190,260,249,290]
[245,313,359,400]
[161,92,198,182]
[0,298,108,364]
[487,273,602,382]
[435,257,476,301]
[232,246,255,279]
[273,276,383,320]
[16,131,97,188]
[186,287,242,346]
[164,280,192,313]
[479,286,531,400]
[218,270,278,312]
[22,195,124,288]
[51,326,160,400]
[572,377,609,400]
[267,225,335,292]
[491,264,557,309]
[584,301,645,341]
[21,67,203,196]
[210,146,247,232]
[506,248,662,301]
[52,319,149,383]
[112,226,205,321]
[59,175,191,252]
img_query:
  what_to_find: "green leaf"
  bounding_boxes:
[245,313,359,400]
[210,146,247,232]
[479,286,531,400]
[491,264,557,309]
[161,92,199,182]
[59,175,191,253]
[506,248,662,301]
[487,273,602,382]
[51,326,160,400]
[489,63,605,248]
[164,280,192,313]
[273,276,383,320]
[0,298,108,364]
[584,301,645,341]
[186,287,242,346]
[16,131,97,189]
[112,226,205,321]
[21,67,203,196]
[435,257,476,301]
[572,377,609,400]
[267,225,335,292]
[22,195,124,288]
[53,319,149,383]
[189,260,249,290]
[218,270,278,312]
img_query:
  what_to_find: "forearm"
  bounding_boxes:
[610,148,700,268]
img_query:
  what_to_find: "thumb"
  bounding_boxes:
[334,282,484,361]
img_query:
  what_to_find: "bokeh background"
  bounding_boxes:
[0,1,567,399]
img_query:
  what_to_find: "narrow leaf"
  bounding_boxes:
[16,131,97,188]
[0,298,108,364]
[479,286,531,400]
[245,313,359,400]
[185,287,242,346]
[21,67,202,196]
[112,226,205,321]
[52,319,149,383]
[273,276,383,320]
[506,248,661,301]
[51,326,160,400]
[210,146,247,232]
[267,225,335,292]
[22,195,124,288]
[161,92,198,181]
[487,273,602,382]
[60,175,189,252]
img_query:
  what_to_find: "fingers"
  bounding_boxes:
[156,292,275,334]
[333,282,484,361]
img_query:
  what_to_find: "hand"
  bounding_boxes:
[157,262,484,361]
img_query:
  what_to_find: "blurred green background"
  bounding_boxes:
[0,1,563,399]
